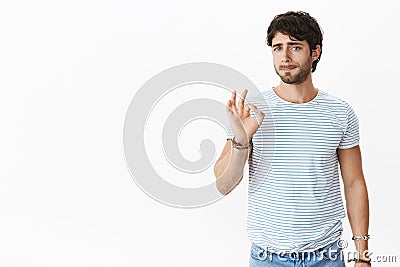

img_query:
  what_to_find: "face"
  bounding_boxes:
[271,32,320,84]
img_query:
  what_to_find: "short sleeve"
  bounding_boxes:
[338,104,360,149]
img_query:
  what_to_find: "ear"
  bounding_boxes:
[311,45,321,61]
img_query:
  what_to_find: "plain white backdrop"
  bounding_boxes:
[1,0,399,266]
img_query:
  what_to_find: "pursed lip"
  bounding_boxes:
[279,65,297,71]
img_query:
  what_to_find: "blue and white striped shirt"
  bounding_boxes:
[238,88,359,253]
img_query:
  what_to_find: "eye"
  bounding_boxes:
[273,47,282,51]
[291,46,301,51]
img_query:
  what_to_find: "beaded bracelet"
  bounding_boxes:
[348,258,371,265]
[227,137,250,150]
[352,235,370,241]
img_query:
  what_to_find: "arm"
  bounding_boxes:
[214,139,252,195]
[214,89,264,195]
[337,145,370,265]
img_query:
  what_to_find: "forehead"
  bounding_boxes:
[271,32,306,45]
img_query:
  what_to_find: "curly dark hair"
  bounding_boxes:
[266,11,323,72]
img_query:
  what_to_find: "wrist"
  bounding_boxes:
[228,137,251,150]
[353,234,370,254]
[351,234,371,265]
[356,248,370,262]
[233,136,249,144]
[348,258,371,265]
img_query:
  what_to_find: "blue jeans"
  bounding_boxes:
[249,240,345,267]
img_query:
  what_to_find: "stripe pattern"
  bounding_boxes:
[242,88,359,253]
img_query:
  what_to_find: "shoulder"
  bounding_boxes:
[318,90,350,107]
[317,90,355,114]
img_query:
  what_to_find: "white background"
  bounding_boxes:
[1,0,399,266]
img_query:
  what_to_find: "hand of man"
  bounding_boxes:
[226,89,265,143]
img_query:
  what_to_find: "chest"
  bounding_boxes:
[254,107,345,157]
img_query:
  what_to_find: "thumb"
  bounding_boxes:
[247,103,265,126]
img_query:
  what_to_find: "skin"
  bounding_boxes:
[214,32,370,266]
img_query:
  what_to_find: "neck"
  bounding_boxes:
[275,75,318,104]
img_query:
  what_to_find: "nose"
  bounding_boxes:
[281,47,291,63]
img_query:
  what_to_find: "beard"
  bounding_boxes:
[274,58,312,85]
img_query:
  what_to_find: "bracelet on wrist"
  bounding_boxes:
[227,137,250,150]
[348,258,371,265]
[352,234,370,241]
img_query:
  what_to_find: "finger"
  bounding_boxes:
[244,103,251,117]
[227,100,242,126]
[226,100,233,114]
[238,89,248,111]
[226,100,239,117]
[248,103,265,126]
[231,90,238,113]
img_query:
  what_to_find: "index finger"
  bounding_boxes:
[231,90,238,112]
[238,89,248,110]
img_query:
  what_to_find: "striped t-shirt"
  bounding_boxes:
[236,88,360,253]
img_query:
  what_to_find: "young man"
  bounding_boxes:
[214,11,370,266]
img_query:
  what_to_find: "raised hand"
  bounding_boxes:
[226,89,265,143]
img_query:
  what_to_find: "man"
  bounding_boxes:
[214,11,370,266]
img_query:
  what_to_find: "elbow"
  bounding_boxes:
[214,159,241,195]
[215,171,242,195]
[344,175,367,191]
[216,180,231,195]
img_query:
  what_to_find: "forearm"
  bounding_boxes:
[214,140,250,195]
[344,177,370,256]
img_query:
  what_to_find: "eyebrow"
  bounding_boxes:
[272,41,303,47]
